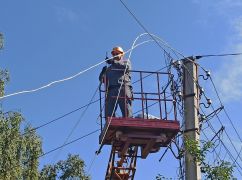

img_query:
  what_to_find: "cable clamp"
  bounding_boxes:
[182,128,199,135]
[183,93,195,98]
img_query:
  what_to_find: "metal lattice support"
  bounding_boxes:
[105,146,138,180]
[99,69,180,180]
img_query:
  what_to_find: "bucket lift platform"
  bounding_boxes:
[100,117,179,159]
[99,117,179,180]
[98,70,180,180]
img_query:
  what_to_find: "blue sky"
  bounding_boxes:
[1,0,242,179]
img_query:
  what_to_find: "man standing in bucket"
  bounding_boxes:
[99,46,133,118]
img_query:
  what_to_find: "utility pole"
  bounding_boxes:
[183,57,201,180]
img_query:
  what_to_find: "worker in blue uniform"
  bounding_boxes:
[99,46,133,118]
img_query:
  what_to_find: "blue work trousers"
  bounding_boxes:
[106,86,133,118]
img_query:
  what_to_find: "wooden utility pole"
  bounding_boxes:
[183,57,201,180]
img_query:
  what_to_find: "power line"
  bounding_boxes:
[0,38,154,100]
[97,64,173,151]
[88,48,176,173]
[118,0,171,67]
[209,76,242,143]
[23,63,170,136]
[87,152,98,174]
[23,98,100,136]
[182,62,242,175]
[145,35,242,176]
[52,85,100,161]
[132,64,171,84]
[206,121,242,174]
[0,59,106,100]
[178,60,242,175]
[87,32,159,172]
[87,87,130,172]
[198,65,242,165]
[200,127,242,176]
[196,53,242,59]
[3,129,100,174]
[199,104,242,173]
[39,129,99,158]
[87,63,173,172]
[210,104,242,164]
[120,0,242,73]
[30,30,240,176]
[96,31,174,150]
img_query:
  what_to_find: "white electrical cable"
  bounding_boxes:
[95,32,172,149]
[0,39,154,100]
[87,33,153,173]
[90,32,183,172]
[98,33,152,147]
[87,32,191,172]
[0,32,182,100]
[0,60,106,100]
[128,33,148,59]
[131,32,181,59]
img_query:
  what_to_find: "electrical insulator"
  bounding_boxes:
[200,87,204,93]
[172,60,182,69]
[171,59,176,64]
[177,60,181,66]
[200,114,206,121]
[206,70,211,77]
[177,91,182,97]
[198,87,204,100]
[207,98,212,105]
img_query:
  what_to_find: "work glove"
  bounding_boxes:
[106,57,114,64]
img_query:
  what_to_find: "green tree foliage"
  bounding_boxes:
[0,112,42,180]
[39,154,90,180]
[0,69,9,98]
[0,72,90,179]
[184,138,235,180]
[0,68,42,179]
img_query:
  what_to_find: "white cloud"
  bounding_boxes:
[192,0,242,17]
[234,17,242,38]
[215,17,242,102]
[191,0,242,29]
[220,0,242,7]
[192,0,242,8]
[55,7,79,23]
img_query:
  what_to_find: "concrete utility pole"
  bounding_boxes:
[183,57,201,180]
